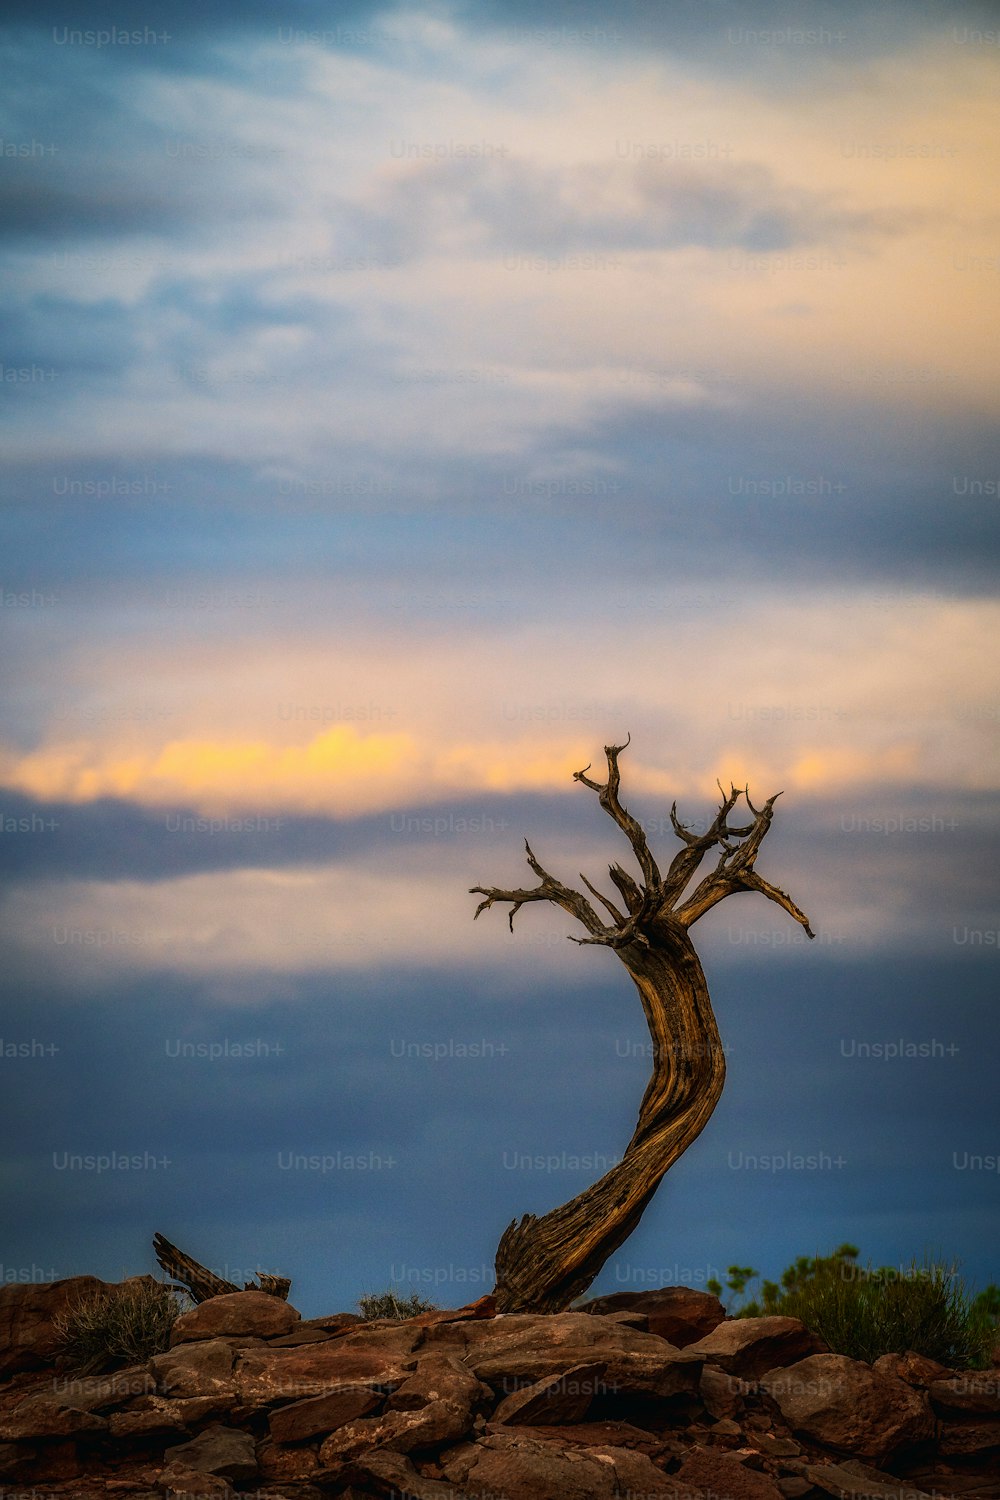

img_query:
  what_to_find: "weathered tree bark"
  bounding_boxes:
[153,1232,291,1303]
[471,738,814,1313]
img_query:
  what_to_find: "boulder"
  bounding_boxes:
[936,1419,1000,1455]
[804,1458,935,1498]
[872,1352,951,1389]
[150,1338,241,1401]
[439,1431,690,1499]
[491,1362,608,1425]
[700,1364,754,1420]
[162,1421,257,1482]
[675,1449,787,1499]
[928,1369,1000,1415]
[0,1393,109,1441]
[46,1366,155,1409]
[345,1447,476,1498]
[268,1385,382,1443]
[445,1311,702,1401]
[759,1354,935,1464]
[579,1286,726,1346]
[256,1435,322,1483]
[157,1466,234,1499]
[0,1276,107,1378]
[109,1400,190,1438]
[318,1397,476,1464]
[386,1352,493,1414]
[686,1316,826,1379]
[169,1291,300,1345]
[235,1335,419,1406]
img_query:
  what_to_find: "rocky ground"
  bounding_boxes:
[2,1277,999,1499]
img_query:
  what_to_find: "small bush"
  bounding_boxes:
[52,1278,186,1374]
[710,1245,996,1368]
[357,1289,438,1321]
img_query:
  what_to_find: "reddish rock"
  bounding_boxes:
[0,1440,36,1480]
[235,1338,418,1406]
[150,1339,241,1401]
[109,1401,190,1438]
[676,1449,787,1499]
[263,1328,332,1347]
[928,1369,1000,1414]
[387,1352,493,1415]
[759,1354,935,1464]
[491,1362,608,1425]
[297,1311,363,1334]
[0,1393,109,1441]
[255,1435,322,1483]
[345,1447,476,1498]
[318,1397,475,1465]
[0,1276,107,1378]
[514,1418,674,1456]
[936,1419,1000,1455]
[804,1458,935,1497]
[162,1421,257,1482]
[449,1310,702,1400]
[701,1364,754,1420]
[686,1316,826,1379]
[157,1465,234,1499]
[579,1286,726,1347]
[439,1431,690,1499]
[169,1291,300,1345]
[872,1352,951,1389]
[268,1385,382,1443]
[46,1366,155,1409]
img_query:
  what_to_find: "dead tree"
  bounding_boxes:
[153,1232,291,1303]
[471,737,813,1314]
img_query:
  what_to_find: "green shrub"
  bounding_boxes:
[52,1277,186,1374]
[357,1289,438,1321]
[709,1245,996,1369]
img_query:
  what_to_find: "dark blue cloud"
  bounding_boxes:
[1,954,996,1315]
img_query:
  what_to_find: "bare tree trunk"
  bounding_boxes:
[153,1232,291,1303]
[471,738,813,1314]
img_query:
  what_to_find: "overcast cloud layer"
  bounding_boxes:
[1,0,998,1315]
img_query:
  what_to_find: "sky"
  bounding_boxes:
[1,0,998,1319]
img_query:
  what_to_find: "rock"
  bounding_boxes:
[0,1440,36,1480]
[513,1418,674,1457]
[675,1449,787,1499]
[47,1366,156,1410]
[0,1276,107,1378]
[256,1436,322,1483]
[317,1397,476,1465]
[701,1364,754,1420]
[297,1312,363,1334]
[439,1431,691,1499]
[268,1386,382,1444]
[157,1465,234,1499]
[937,1419,1000,1455]
[751,1430,802,1458]
[0,1393,109,1440]
[263,1328,333,1347]
[759,1354,935,1464]
[169,1291,300,1345]
[447,1311,702,1401]
[387,1352,494,1414]
[345,1447,475,1498]
[686,1316,827,1379]
[235,1336,419,1406]
[150,1339,241,1401]
[804,1458,935,1497]
[109,1401,190,1438]
[928,1370,1000,1414]
[491,1363,608,1425]
[872,1352,951,1388]
[163,1422,258,1482]
[579,1286,726,1347]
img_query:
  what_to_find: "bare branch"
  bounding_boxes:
[572,738,663,893]
[470,841,607,938]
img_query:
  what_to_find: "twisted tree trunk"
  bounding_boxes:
[471,738,813,1313]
